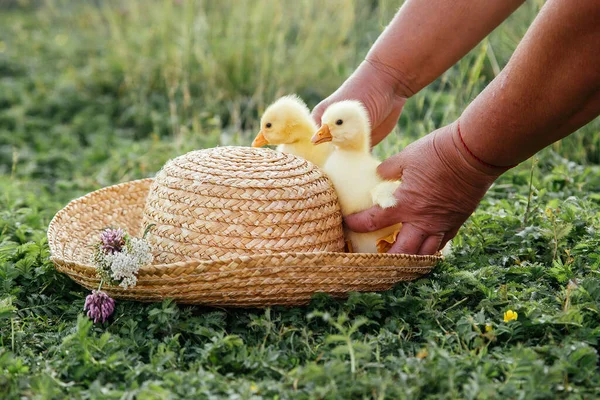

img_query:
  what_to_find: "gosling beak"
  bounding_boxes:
[252,131,269,147]
[311,124,332,145]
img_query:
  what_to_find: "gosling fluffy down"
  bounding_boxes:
[312,100,402,253]
[253,95,332,167]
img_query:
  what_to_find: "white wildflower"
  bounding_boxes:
[100,237,153,289]
[129,237,154,265]
[105,251,138,288]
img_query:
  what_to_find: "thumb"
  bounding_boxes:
[311,100,328,126]
[376,151,407,180]
[344,202,405,233]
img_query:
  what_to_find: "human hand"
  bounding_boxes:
[312,60,408,146]
[344,123,502,255]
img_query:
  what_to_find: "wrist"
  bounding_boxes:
[452,120,517,176]
[437,123,504,184]
[360,55,416,100]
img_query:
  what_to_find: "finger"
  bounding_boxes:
[417,233,444,255]
[344,205,404,233]
[387,223,428,255]
[440,227,460,249]
[376,152,406,181]
[371,101,404,147]
[311,101,328,126]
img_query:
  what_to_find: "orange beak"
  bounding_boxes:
[252,131,269,147]
[311,124,333,145]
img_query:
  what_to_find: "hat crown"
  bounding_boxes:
[142,146,345,263]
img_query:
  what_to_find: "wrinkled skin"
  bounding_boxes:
[312,61,407,147]
[344,124,500,255]
[311,62,500,256]
[311,0,599,255]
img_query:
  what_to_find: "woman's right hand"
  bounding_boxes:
[344,123,502,255]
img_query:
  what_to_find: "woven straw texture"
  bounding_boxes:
[142,147,345,262]
[48,147,441,307]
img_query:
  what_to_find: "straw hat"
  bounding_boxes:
[48,147,441,306]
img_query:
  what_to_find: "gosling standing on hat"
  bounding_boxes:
[312,100,402,253]
[252,95,332,167]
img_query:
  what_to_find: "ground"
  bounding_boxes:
[1,1,599,399]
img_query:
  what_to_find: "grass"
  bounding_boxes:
[1,0,600,398]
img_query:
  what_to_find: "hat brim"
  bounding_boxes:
[48,179,441,306]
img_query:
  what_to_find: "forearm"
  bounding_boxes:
[366,0,524,97]
[459,0,600,169]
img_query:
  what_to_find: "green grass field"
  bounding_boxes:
[1,1,600,398]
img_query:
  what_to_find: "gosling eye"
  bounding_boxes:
[335,119,343,126]
[265,122,272,128]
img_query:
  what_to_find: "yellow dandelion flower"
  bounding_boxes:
[485,323,493,332]
[504,310,518,323]
[250,383,258,392]
[416,348,428,359]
